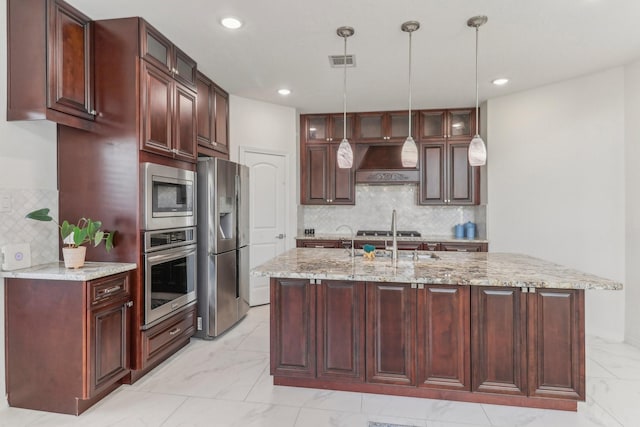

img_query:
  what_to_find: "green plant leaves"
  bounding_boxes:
[25,208,53,222]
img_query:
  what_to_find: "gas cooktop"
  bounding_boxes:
[356,230,422,237]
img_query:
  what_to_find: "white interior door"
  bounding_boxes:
[241,149,287,306]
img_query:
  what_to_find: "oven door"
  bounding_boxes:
[144,243,197,327]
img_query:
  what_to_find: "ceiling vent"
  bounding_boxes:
[329,54,356,68]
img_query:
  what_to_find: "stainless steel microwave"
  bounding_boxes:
[141,163,196,231]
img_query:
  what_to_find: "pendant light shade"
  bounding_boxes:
[336,26,354,169]
[401,21,419,168]
[467,15,488,167]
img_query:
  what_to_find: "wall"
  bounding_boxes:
[486,67,626,340]
[625,59,640,347]
[228,95,298,250]
[0,0,59,406]
[302,185,486,238]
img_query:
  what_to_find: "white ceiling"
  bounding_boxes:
[68,0,640,114]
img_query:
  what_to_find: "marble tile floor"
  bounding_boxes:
[1,305,639,427]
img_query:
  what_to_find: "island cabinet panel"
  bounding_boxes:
[471,287,528,396]
[317,281,366,382]
[366,282,417,385]
[528,289,585,400]
[417,286,470,390]
[270,278,317,377]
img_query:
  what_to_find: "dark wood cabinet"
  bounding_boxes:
[366,282,416,385]
[419,140,478,205]
[317,280,366,382]
[140,56,197,162]
[7,0,95,130]
[447,109,475,140]
[417,285,470,390]
[140,304,196,369]
[5,272,132,415]
[297,239,343,248]
[196,71,229,156]
[303,114,354,143]
[471,286,585,402]
[301,144,355,205]
[527,289,585,400]
[140,20,197,90]
[270,278,317,378]
[471,286,528,396]
[440,242,488,252]
[356,111,417,142]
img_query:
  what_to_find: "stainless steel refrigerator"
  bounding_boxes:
[196,157,250,338]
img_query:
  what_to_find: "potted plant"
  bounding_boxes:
[25,208,116,269]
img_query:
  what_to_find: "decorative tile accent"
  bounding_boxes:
[301,185,486,238]
[0,188,59,267]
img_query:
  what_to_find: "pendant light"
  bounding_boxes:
[467,15,488,167]
[336,26,355,169]
[400,21,419,168]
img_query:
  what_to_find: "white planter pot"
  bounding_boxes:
[62,246,87,269]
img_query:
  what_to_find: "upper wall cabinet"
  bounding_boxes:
[7,0,96,130]
[141,21,197,90]
[196,71,229,157]
[303,114,354,144]
[356,111,417,143]
[419,109,475,141]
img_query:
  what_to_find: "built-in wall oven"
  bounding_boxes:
[141,162,196,231]
[143,227,197,328]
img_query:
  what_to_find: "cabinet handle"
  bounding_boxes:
[89,109,97,116]
[169,327,181,336]
[125,300,133,308]
[98,285,121,296]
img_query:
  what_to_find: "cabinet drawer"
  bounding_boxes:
[142,305,196,364]
[90,273,129,305]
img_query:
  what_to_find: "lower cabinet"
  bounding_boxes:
[472,287,585,400]
[270,277,585,410]
[5,272,133,415]
[141,304,197,369]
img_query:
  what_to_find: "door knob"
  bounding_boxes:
[275,233,286,239]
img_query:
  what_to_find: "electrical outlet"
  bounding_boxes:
[0,194,11,213]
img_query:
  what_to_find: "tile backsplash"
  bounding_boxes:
[0,188,59,267]
[301,185,486,238]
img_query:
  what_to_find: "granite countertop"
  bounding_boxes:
[0,261,137,281]
[296,233,489,244]
[252,248,622,290]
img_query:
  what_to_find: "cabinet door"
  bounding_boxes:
[173,83,197,162]
[419,110,446,140]
[140,61,173,156]
[472,287,528,396]
[174,47,197,90]
[213,85,229,152]
[304,115,331,143]
[387,111,416,142]
[419,142,446,205]
[196,72,213,146]
[449,141,475,205]
[366,282,416,385]
[329,144,355,204]
[140,20,173,74]
[303,145,330,204]
[447,109,474,139]
[528,289,585,400]
[330,114,353,142]
[356,112,384,141]
[270,278,316,377]
[90,299,130,396]
[47,0,94,120]
[417,285,470,390]
[317,280,365,382]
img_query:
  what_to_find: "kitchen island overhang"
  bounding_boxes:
[253,248,622,411]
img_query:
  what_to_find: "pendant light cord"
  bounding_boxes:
[408,30,412,137]
[474,25,479,137]
[343,34,347,140]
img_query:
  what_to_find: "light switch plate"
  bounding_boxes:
[1,243,32,271]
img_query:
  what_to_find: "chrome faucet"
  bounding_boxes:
[386,210,398,263]
[336,224,355,257]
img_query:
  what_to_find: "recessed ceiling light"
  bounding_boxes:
[492,78,509,86]
[221,17,242,29]
[278,89,291,96]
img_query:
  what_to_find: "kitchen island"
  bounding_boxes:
[253,248,622,411]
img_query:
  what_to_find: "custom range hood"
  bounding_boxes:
[355,144,419,184]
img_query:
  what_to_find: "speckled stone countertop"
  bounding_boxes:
[0,262,137,281]
[296,233,489,243]
[252,248,622,290]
